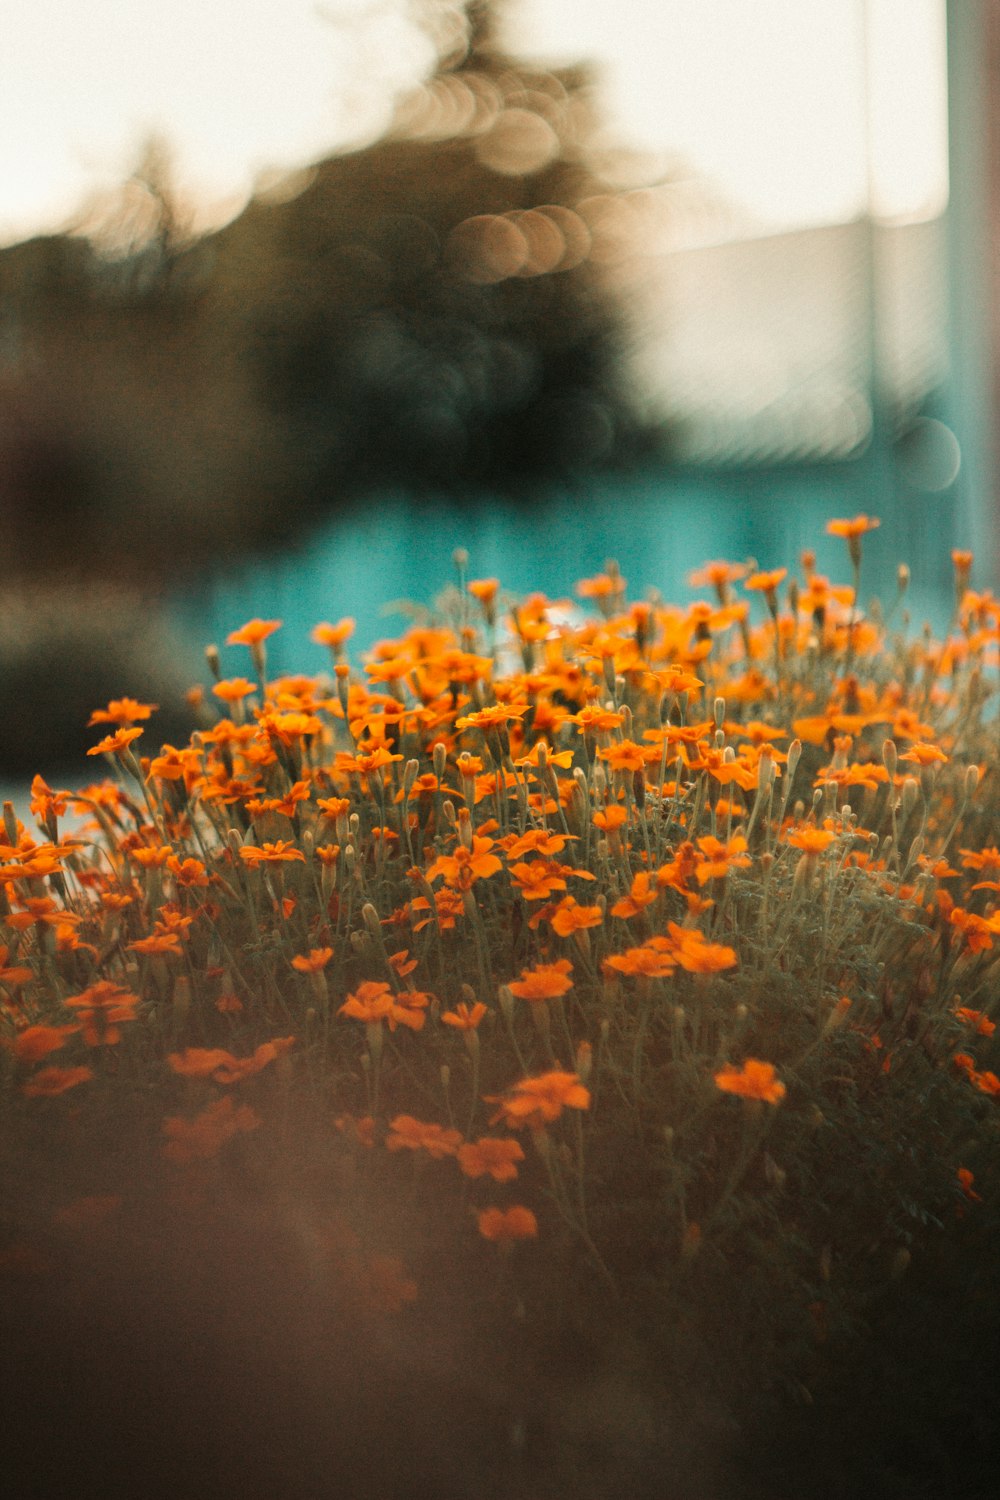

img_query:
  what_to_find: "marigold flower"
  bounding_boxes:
[64,981,140,1046]
[477,1205,538,1242]
[226,618,281,646]
[291,947,334,973]
[955,1007,996,1037]
[441,1001,488,1030]
[87,726,143,757]
[899,741,948,767]
[666,922,738,973]
[826,514,880,539]
[311,618,355,648]
[457,1137,525,1182]
[386,1114,462,1158]
[714,1058,786,1104]
[212,677,257,703]
[507,958,574,1002]
[12,1023,79,1064]
[487,1070,590,1130]
[599,739,652,774]
[744,568,787,594]
[785,827,837,854]
[22,1064,94,1097]
[339,981,395,1024]
[88,697,158,726]
[957,1167,982,1202]
[549,898,604,937]
[238,840,306,866]
[610,870,659,918]
[508,859,569,901]
[467,578,500,606]
[162,1097,261,1164]
[603,937,678,978]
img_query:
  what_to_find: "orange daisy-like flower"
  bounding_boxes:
[826,514,880,539]
[64,981,140,1046]
[22,1064,94,1098]
[714,1058,786,1104]
[785,827,837,854]
[162,1097,261,1164]
[226,618,282,646]
[487,1070,590,1130]
[666,922,738,974]
[744,568,787,595]
[311,618,355,648]
[610,870,659,919]
[238,840,306,866]
[549,898,604,937]
[12,1023,79,1064]
[386,1114,462,1159]
[694,835,751,885]
[899,742,948,767]
[603,936,677,979]
[598,739,652,774]
[424,837,502,891]
[441,1001,488,1030]
[458,1137,525,1182]
[212,677,258,703]
[291,947,334,974]
[507,958,574,1002]
[87,726,144,758]
[88,697,158,726]
[508,859,569,902]
[455,702,530,732]
[339,981,395,1024]
[477,1205,538,1242]
[467,578,500,606]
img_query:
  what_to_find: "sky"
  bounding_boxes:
[0,0,948,247]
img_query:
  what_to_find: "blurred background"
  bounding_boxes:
[0,0,996,778]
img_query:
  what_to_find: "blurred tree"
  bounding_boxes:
[0,0,662,585]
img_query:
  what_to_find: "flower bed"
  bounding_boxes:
[2,520,999,1497]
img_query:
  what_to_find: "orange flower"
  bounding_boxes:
[167,1038,294,1084]
[87,726,143,757]
[507,958,574,1002]
[599,739,652,774]
[162,1097,261,1164]
[549,898,604,937]
[957,1167,982,1202]
[441,1001,488,1030]
[311,618,355,648]
[666,922,738,974]
[64,981,140,1046]
[955,1007,995,1037]
[339,981,395,1024]
[603,936,677,979]
[694,835,751,885]
[785,827,837,854]
[455,702,530,732]
[826,514,880,539]
[610,870,659,919]
[458,1137,525,1182]
[424,836,502,890]
[487,1070,590,1130]
[22,1064,93,1098]
[88,697,158,725]
[386,1114,462,1159]
[508,859,569,901]
[127,932,184,956]
[12,1024,79,1064]
[744,567,787,594]
[467,578,500,606]
[212,677,257,703]
[226,618,281,646]
[714,1058,786,1104]
[291,947,334,973]
[477,1205,538,1242]
[899,742,948,767]
[592,804,628,833]
[238,840,306,866]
